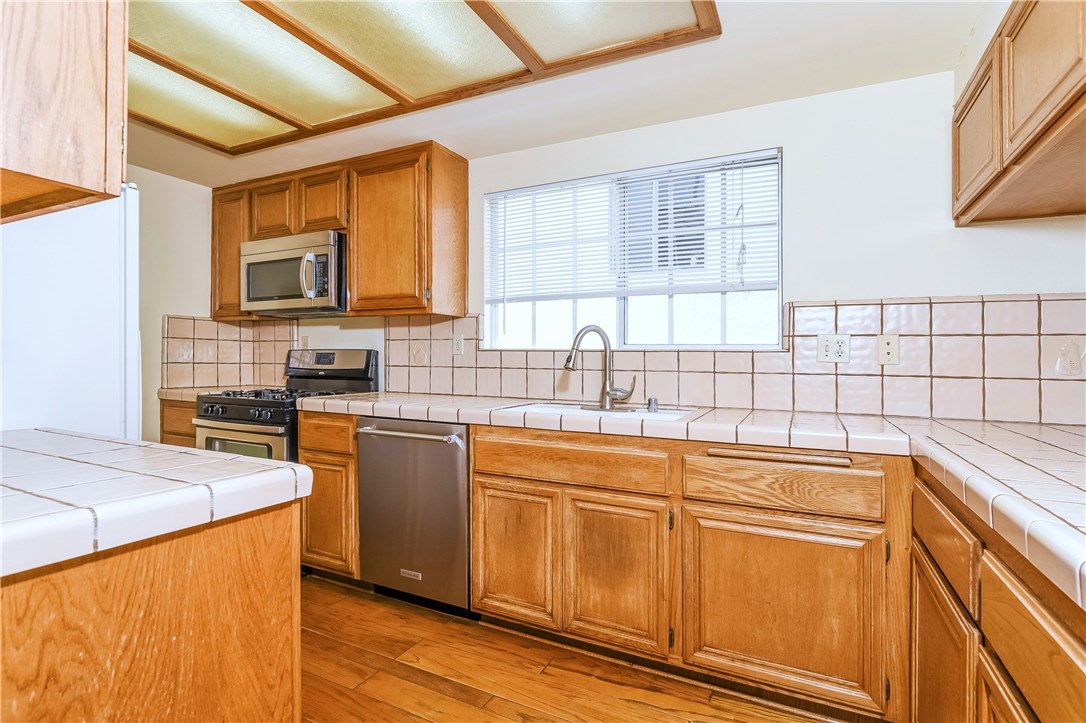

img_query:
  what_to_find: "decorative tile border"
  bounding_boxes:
[385,293,1086,424]
[159,315,298,389]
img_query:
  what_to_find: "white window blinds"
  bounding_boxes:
[483,148,782,349]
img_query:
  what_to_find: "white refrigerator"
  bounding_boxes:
[1,186,141,439]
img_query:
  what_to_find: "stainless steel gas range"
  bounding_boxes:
[192,348,378,461]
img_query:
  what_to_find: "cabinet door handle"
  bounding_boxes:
[705,447,852,468]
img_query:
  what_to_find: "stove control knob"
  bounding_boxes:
[260,409,273,421]
[249,408,260,419]
[215,405,227,416]
[202,404,212,415]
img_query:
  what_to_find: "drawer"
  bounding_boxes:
[160,400,196,437]
[299,411,357,455]
[913,480,981,616]
[980,553,1086,723]
[160,432,196,449]
[683,448,884,521]
[473,434,668,495]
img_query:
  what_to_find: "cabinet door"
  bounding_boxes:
[1,0,126,223]
[563,489,670,657]
[911,542,980,723]
[298,169,347,232]
[211,189,251,319]
[683,504,887,716]
[298,449,359,578]
[472,475,562,630]
[348,151,428,312]
[977,647,1037,723]
[1002,0,1086,163]
[953,41,1003,215]
[250,180,295,240]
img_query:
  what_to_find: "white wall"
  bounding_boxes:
[468,71,1085,312]
[953,1,1011,98]
[128,165,211,441]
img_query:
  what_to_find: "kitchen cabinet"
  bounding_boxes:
[210,141,466,320]
[953,0,1085,224]
[976,647,1035,723]
[1,0,127,224]
[910,542,979,723]
[470,425,912,719]
[159,399,197,448]
[297,412,359,578]
[211,189,254,320]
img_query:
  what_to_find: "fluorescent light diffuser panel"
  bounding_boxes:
[129,0,395,125]
[494,1,699,63]
[271,0,526,97]
[127,53,295,148]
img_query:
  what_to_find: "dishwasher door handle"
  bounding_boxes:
[358,426,465,447]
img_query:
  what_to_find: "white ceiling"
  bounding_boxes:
[129,1,993,188]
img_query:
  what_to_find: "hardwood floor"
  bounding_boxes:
[300,576,831,723]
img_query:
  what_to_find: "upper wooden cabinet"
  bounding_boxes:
[953,0,1086,224]
[210,141,466,320]
[211,189,252,320]
[1,0,127,224]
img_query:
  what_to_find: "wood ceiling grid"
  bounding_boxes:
[128,0,722,156]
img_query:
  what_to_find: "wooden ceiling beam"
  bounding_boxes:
[239,0,415,106]
[127,112,235,155]
[691,1,722,33]
[466,1,546,74]
[128,40,313,130]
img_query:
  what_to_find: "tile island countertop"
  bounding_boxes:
[0,428,313,577]
[296,391,1086,609]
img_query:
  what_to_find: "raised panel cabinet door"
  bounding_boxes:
[953,40,1003,216]
[298,169,348,232]
[1002,0,1086,163]
[298,450,359,578]
[472,476,562,630]
[348,152,428,312]
[562,489,670,657]
[910,542,980,723]
[682,504,888,717]
[211,189,251,319]
[1,0,126,223]
[977,647,1037,723]
[250,180,296,240]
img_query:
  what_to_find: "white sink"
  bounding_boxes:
[502,402,697,422]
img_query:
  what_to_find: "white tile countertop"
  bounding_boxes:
[0,428,313,577]
[298,391,1086,608]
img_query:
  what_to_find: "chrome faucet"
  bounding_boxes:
[563,325,635,410]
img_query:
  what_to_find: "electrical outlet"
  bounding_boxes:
[300,335,310,349]
[876,334,900,365]
[816,334,850,363]
[452,334,465,356]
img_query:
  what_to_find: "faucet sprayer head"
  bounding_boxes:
[563,351,578,371]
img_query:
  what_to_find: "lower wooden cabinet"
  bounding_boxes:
[563,489,670,657]
[297,448,359,579]
[159,399,196,448]
[911,541,980,723]
[682,504,889,716]
[472,475,563,630]
[977,646,1036,723]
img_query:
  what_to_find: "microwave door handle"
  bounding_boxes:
[299,252,317,299]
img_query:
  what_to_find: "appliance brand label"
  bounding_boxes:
[399,569,422,581]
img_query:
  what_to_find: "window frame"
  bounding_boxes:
[482,147,784,352]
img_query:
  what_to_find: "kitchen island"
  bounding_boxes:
[0,428,313,722]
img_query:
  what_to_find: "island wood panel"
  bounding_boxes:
[563,489,670,658]
[1,502,301,722]
[976,646,1037,723]
[912,480,982,617]
[953,39,1003,214]
[683,455,884,521]
[979,553,1086,723]
[910,542,979,723]
[297,169,348,232]
[473,431,670,495]
[472,475,563,630]
[297,449,359,579]
[250,179,296,240]
[211,188,253,319]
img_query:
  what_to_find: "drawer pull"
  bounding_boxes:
[705,447,853,468]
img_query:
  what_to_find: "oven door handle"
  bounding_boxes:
[299,252,317,299]
[192,418,287,435]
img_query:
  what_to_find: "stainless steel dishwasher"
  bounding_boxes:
[356,417,469,608]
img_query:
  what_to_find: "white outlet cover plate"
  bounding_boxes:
[452,334,465,355]
[876,334,900,365]
[816,334,850,363]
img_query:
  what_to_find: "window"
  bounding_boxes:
[483,148,781,350]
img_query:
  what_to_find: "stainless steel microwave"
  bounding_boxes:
[240,231,346,316]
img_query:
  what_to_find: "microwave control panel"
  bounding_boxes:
[314,254,329,297]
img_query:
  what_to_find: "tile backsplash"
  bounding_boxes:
[385,293,1086,424]
[160,315,298,388]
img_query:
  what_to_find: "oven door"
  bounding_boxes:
[240,234,340,314]
[193,418,290,461]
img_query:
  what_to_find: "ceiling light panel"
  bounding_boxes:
[128,53,295,148]
[129,1,395,125]
[493,1,699,63]
[270,0,526,98]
